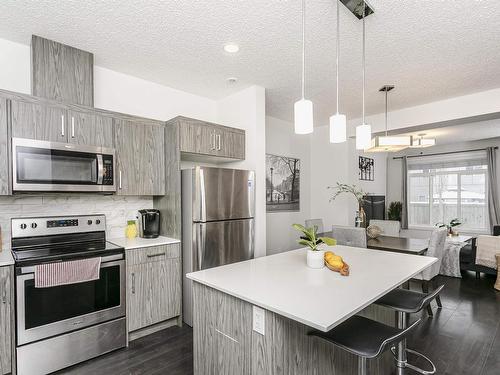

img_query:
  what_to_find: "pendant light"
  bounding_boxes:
[366,85,412,152]
[329,0,346,143]
[294,0,314,134]
[355,1,371,150]
[410,134,436,148]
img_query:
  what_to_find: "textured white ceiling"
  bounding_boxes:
[0,0,499,125]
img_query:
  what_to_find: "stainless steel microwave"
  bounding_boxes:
[12,138,116,193]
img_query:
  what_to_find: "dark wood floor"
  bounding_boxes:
[58,272,499,375]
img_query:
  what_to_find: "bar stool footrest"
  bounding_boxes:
[404,348,437,375]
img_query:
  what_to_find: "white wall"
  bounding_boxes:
[265,116,311,255]
[309,126,351,229]
[216,86,267,257]
[0,38,30,94]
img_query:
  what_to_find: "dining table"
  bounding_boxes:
[319,231,429,255]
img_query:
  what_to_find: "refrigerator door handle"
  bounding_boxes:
[194,223,206,271]
[199,169,207,223]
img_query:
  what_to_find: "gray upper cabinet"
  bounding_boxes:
[31,35,94,107]
[175,116,245,161]
[67,109,113,148]
[0,98,9,195]
[114,119,165,196]
[11,99,67,142]
[0,266,13,375]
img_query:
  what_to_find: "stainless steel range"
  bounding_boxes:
[11,215,126,375]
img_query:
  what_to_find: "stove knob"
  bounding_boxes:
[87,220,93,225]
[95,219,101,225]
[31,223,37,229]
[20,223,27,230]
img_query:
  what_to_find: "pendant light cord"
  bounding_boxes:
[362,0,366,125]
[385,89,388,136]
[301,0,306,99]
[336,0,339,113]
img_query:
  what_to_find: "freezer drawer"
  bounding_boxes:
[193,219,254,271]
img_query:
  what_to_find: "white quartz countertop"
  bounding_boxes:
[109,235,180,250]
[187,246,437,332]
[0,250,14,266]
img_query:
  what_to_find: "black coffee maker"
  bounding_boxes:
[137,209,160,238]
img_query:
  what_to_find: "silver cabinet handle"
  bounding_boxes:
[211,132,216,150]
[61,114,65,137]
[131,273,135,294]
[119,170,122,189]
[71,116,75,138]
[147,252,166,258]
[217,134,221,150]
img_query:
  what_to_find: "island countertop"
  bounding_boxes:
[187,245,437,332]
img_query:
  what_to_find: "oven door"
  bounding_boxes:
[12,138,115,193]
[16,254,125,346]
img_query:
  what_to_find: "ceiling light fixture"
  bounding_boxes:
[365,85,412,152]
[224,44,239,53]
[329,0,346,143]
[294,0,314,135]
[355,1,371,150]
[410,134,436,148]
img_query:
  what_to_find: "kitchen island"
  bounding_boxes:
[187,245,437,375]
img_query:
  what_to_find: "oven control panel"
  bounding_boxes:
[11,215,106,238]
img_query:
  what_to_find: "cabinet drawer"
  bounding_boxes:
[126,243,180,266]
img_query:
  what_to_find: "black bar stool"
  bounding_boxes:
[308,315,421,375]
[375,285,444,375]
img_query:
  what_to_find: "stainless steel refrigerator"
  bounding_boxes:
[182,166,255,326]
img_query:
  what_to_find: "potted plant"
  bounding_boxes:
[292,224,336,269]
[387,201,402,221]
[436,218,462,236]
[328,183,366,227]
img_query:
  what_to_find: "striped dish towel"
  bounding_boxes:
[35,257,102,288]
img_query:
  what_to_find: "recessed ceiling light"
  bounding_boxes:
[224,44,239,53]
[226,77,238,84]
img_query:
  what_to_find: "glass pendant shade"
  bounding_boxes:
[356,123,372,150]
[410,136,436,148]
[329,113,346,143]
[294,99,314,134]
[366,135,412,152]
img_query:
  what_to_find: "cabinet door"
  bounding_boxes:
[114,120,165,196]
[11,100,67,142]
[0,98,9,195]
[67,110,113,148]
[114,119,144,195]
[0,266,12,375]
[179,119,217,156]
[217,129,245,160]
[127,257,181,332]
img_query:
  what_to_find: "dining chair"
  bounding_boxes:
[305,219,324,234]
[331,225,367,248]
[369,219,401,237]
[413,227,447,316]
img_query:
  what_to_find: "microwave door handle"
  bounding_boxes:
[97,155,104,185]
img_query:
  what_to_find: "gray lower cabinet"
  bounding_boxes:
[67,110,113,148]
[174,116,245,161]
[114,119,165,196]
[126,244,181,333]
[11,99,67,142]
[0,266,12,375]
[0,98,9,195]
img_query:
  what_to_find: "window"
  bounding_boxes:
[407,151,489,231]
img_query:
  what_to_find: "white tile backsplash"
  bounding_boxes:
[0,194,153,249]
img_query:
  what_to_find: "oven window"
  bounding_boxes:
[24,265,121,330]
[17,146,97,185]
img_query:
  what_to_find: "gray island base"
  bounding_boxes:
[193,282,396,375]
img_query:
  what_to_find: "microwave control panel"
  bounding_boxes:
[102,155,114,185]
